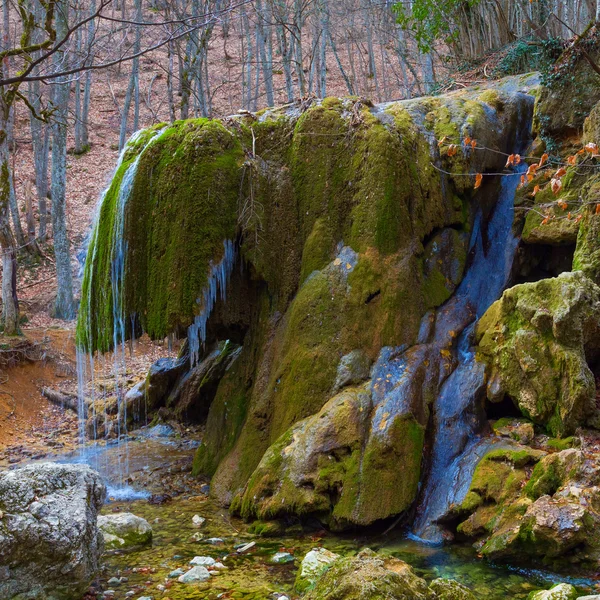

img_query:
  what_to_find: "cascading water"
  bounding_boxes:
[74,129,162,496]
[187,239,237,368]
[73,128,238,500]
[409,101,534,543]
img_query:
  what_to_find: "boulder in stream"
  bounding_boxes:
[98,512,153,550]
[527,583,578,600]
[0,462,105,600]
[303,548,476,600]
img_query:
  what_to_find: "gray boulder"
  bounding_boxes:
[0,462,105,600]
[97,512,152,550]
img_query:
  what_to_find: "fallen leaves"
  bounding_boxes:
[550,178,563,195]
[474,173,483,189]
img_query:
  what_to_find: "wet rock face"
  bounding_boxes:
[476,271,600,436]
[0,463,105,600]
[232,376,425,529]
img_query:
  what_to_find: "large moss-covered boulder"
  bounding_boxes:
[302,549,477,600]
[528,583,578,600]
[232,376,424,529]
[455,446,600,567]
[476,271,600,436]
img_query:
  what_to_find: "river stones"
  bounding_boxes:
[0,462,105,600]
[429,578,477,600]
[178,565,211,583]
[98,512,153,550]
[528,583,578,600]
[295,548,340,593]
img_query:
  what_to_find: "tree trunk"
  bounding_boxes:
[50,0,76,319]
[0,111,19,336]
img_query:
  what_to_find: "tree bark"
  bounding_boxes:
[0,112,19,336]
[50,0,76,320]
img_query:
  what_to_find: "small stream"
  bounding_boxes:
[35,430,597,600]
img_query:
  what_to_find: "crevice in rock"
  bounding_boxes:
[485,394,522,421]
[512,242,576,284]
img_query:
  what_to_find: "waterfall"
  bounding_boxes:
[187,239,237,368]
[410,160,527,543]
[74,129,164,486]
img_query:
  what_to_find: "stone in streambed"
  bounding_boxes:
[429,578,477,600]
[178,566,211,583]
[527,583,578,600]
[168,568,185,578]
[303,548,432,600]
[189,556,216,566]
[272,552,294,564]
[97,512,153,549]
[295,547,340,593]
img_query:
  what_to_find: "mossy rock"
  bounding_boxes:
[583,99,600,145]
[77,82,538,513]
[527,583,578,600]
[231,381,424,529]
[476,271,600,436]
[303,548,433,600]
[429,578,477,600]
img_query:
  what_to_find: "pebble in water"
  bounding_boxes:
[178,565,211,583]
[192,514,206,528]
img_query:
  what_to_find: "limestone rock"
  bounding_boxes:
[145,356,186,410]
[535,27,600,136]
[0,463,105,600]
[232,376,424,529]
[492,418,535,445]
[456,446,600,566]
[303,548,433,600]
[166,341,241,420]
[583,100,600,145]
[178,565,211,583]
[97,512,153,550]
[528,583,578,600]
[333,350,371,392]
[476,271,600,436]
[429,578,477,600]
[574,203,600,286]
[295,548,340,593]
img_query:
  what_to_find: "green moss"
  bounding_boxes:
[478,89,504,111]
[546,436,575,451]
[350,414,424,525]
[524,460,562,499]
[78,120,244,350]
